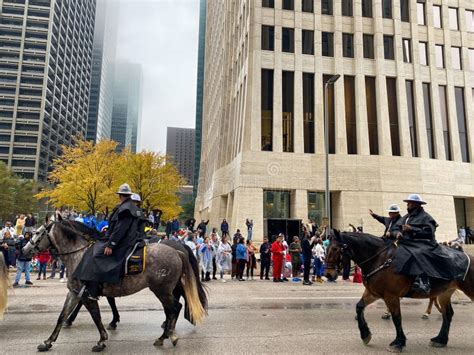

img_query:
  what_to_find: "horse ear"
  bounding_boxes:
[333,229,342,242]
[57,213,63,222]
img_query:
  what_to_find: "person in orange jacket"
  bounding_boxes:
[271,234,285,282]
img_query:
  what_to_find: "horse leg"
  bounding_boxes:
[356,289,378,345]
[430,290,455,348]
[422,297,434,319]
[81,298,108,352]
[64,301,83,327]
[106,297,120,330]
[153,291,181,347]
[38,291,80,351]
[384,296,406,353]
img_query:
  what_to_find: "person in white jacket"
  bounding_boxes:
[217,235,232,282]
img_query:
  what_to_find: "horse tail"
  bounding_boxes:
[177,251,207,325]
[458,255,474,301]
[0,253,9,319]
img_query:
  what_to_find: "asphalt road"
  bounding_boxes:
[1,275,474,354]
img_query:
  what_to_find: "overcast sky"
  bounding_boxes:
[115,0,200,153]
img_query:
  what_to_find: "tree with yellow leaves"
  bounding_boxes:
[37,139,184,219]
[36,139,121,215]
[119,150,184,220]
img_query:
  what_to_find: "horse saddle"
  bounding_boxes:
[125,241,147,276]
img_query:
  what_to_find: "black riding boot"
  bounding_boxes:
[85,281,100,301]
[413,274,430,295]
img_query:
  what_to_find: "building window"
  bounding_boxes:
[303,73,315,154]
[323,75,336,154]
[466,10,474,32]
[400,0,409,22]
[322,0,333,15]
[417,1,426,25]
[449,8,459,30]
[264,190,291,219]
[382,0,392,19]
[261,25,274,51]
[308,192,326,226]
[322,32,334,57]
[302,0,313,13]
[455,87,469,162]
[283,0,294,10]
[422,83,435,159]
[386,77,400,156]
[282,71,294,153]
[433,5,442,28]
[438,85,451,160]
[342,0,353,16]
[419,42,428,65]
[362,0,372,18]
[384,35,394,60]
[405,80,418,157]
[262,0,274,8]
[261,69,273,151]
[469,48,474,70]
[451,47,462,70]
[402,38,411,63]
[282,27,294,53]
[302,30,314,55]
[344,76,357,154]
[342,33,354,58]
[363,34,374,59]
[365,76,378,155]
[435,44,444,68]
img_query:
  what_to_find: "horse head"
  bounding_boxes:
[325,230,351,281]
[22,221,55,258]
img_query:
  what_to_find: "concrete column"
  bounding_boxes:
[291,189,308,223]
[231,187,264,243]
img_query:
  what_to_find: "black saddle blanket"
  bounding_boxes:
[125,241,147,276]
[393,239,470,281]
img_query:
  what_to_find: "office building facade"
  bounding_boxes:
[86,0,119,143]
[166,127,195,185]
[0,0,96,181]
[110,61,142,153]
[195,0,474,242]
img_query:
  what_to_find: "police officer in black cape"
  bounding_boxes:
[73,183,141,300]
[395,194,437,295]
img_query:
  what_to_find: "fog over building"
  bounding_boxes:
[166,127,195,185]
[195,0,474,242]
[110,61,143,153]
[86,0,119,143]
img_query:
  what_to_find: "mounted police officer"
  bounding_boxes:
[73,183,141,300]
[396,194,437,295]
[369,204,402,239]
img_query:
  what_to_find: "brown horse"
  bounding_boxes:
[325,231,474,353]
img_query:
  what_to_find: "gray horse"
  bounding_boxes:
[23,220,207,352]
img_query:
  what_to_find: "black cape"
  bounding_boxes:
[393,239,469,281]
[73,199,141,284]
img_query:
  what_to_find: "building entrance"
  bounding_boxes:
[265,218,302,243]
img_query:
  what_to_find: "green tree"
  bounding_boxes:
[0,162,38,221]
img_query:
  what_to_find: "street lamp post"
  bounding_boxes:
[324,74,341,237]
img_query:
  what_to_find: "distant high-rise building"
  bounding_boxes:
[0,0,96,181]
[193,0,206,197]
[166,127,195,185]
[86,0,119,143]
[110,62,142,152]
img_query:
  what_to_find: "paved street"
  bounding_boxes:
[1,275,474,354]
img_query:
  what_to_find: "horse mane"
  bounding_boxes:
[57,220,100,241]
[338,231,386,249]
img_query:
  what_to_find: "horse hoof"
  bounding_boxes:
[382,314,391,320]
[362,333,372,345]
[430,341,447,348]
[107,323,117,331]
[153,339,164,347]
[92,344,106,352]
[421,313,429,320]
[171,335,179,347]
[387,344,403,353]
[37,343,52,352]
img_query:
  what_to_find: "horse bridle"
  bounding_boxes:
[28,221,94,256]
